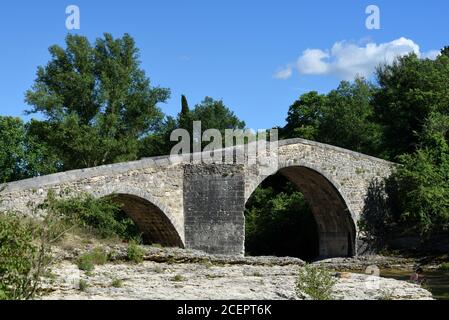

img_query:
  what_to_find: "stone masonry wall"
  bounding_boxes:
[0,158,186,244]
[244,138,395,255]
[0,138,395,257]
[183,164,245,255]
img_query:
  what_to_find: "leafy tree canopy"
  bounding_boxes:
[282,78,382,156]
[373,53,449,159]
[25,33,170,169]
[140,96,245,157]
[0,116,58,182]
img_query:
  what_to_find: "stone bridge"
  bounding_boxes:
[0,138,394,258]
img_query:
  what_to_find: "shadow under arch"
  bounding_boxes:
[246,165,356,258]
[92,187,184,248]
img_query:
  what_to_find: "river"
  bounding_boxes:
[380,269,449,300]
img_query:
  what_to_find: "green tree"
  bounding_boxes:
[320,79,382,156]
[138,116,178,157]
[0,117,26,182]
[187,97,245,135]
[43,191,140,240]
[180,94,190,127]
[140,96,246,157]
[0,117,58,182]
[0,197,62,300]
[373,53,449,159]
[25,33,170,170]
[177,94,191,141]
[282,91,326,141]
[282,79,382,156]
[390,112,449,236]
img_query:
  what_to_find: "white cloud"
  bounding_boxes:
[275,37,439,80]
[274,67,293,79]
[422,50,441,60]
[297,49,330,74]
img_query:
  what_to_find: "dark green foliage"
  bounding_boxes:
[0,214,39,299]
[0,212,56,300]
[283,91,326,141]
[373,53,449,160]
[245,174,319,260]
[78,279,89,291]
[186,97,245,134]
[284,49,449,244]
[170,274,185,282]
[44,192,140,240]
[25,33,169,170]
[126,240,145,263]
[388,113,449,236]
[439,262,449,271]
[139,116,179,157]
[319,79,382,156]
[178,95,191,135]
[0,117,27,182]
[180,96,246,152]
[296,265,337,300]
[181,95,190,115]
[360,112,449,243]
[111,278,123,288]
[140,96,246,157]
[76,248,108,271]
[0,117,59,182]
[180,95,190,123]
[282,78,382,157]
[76,255,94,272]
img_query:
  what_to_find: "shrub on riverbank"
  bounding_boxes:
[0,212,56,300]
[42,191,140,241]
[76,247,109,272]
[295,265,337,300]
[439,262,449,271]
[127,240,146,263]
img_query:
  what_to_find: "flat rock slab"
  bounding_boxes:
[314,255,416,271]
[40,260,432,300]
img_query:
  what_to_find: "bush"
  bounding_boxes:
[0,213,54,300]
[439,262,449,271]
[76,248,108,272]
[76,255,94,272]
[387,113,449,237]
[111,278,123,288]
[43,191,140,240]
[377,289,394,300]
[78,279,89,292]
[295,265,337,300]
[171,274,185,282]
[127,241,145,263]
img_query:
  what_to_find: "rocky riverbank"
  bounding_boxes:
[38,244,433,300]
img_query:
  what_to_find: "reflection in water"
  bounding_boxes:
[380,269,449,300]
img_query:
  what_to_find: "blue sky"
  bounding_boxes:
[0,0,447,129]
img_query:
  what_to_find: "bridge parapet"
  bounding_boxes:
[0,138,396,257]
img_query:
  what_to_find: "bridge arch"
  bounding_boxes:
[92,186,184,248]
[246,163,356,258]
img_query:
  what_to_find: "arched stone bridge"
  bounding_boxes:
[0,138,394,258]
